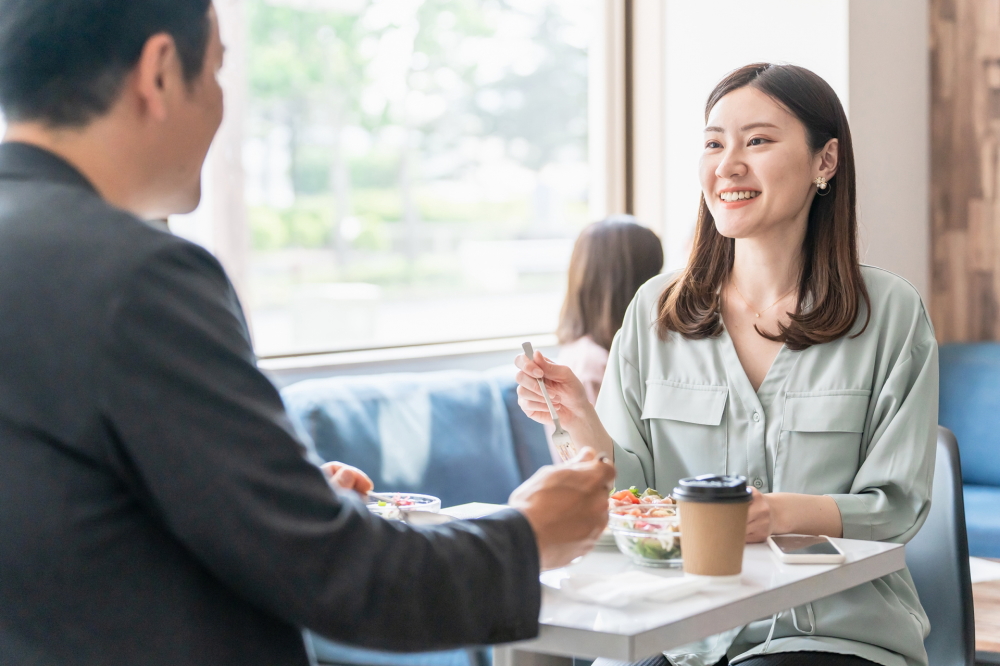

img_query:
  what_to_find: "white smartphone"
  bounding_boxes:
[767,535,846,564]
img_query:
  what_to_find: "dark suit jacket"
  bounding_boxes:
[0,143,541,665]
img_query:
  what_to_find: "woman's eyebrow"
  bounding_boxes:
[704,122,780,133]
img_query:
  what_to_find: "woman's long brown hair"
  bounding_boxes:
[558,216,664,350]
[656,63,870,351]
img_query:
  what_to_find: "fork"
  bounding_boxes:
[522,342,576,462]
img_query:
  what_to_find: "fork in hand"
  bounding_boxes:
[522,342,576,463]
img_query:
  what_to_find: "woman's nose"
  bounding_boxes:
[715,146,748,180]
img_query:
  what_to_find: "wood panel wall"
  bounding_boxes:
[931,0,1000,342]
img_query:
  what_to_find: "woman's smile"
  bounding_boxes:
[718,189,761,208]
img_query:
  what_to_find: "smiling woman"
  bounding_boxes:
[658,63,869,354]
[515,62,939,666]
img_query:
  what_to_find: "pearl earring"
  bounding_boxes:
[813,176,831,196]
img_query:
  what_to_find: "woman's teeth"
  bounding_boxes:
[719,191,760,203]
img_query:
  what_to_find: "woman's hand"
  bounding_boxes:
[514,350,615,460]
[745,488,773,542]
[321,461,374,497]
[514,351,592,430]
[745,490,844,542]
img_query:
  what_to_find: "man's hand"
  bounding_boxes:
[508,448,616,571]
[321,461,374,497]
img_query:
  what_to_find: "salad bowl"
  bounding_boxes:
[608,503,682,568]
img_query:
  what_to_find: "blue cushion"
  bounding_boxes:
[486,367,552,481]
[939,344,1000,486]
[281,371,524,507]
[964,484,1000,558]
[282,371,535,666]
[309,635,487,666]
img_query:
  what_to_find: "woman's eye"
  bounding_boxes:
[748,137,768,146]
[706,140,722,149]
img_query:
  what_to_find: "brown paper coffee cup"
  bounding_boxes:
[673,475,752,577]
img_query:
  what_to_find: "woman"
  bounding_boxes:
[517,63,937,666]
[556,215,664,405]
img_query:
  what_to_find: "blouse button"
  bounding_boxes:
[753,478,763,489]
[752,411,761,422]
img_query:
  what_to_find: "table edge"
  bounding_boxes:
[512,542,906,661]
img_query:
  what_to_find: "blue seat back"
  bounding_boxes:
[905,427,975,666]
[281,369,549,508]
[282,369,548,666]
[939,343,1000,486]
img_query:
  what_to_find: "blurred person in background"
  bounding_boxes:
[555,215,664,405]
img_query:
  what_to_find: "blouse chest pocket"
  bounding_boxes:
[641,381,728,479]
[777,390,870,494]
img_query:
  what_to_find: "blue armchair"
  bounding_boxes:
[938,343,1000,557]
[281,367,550,666]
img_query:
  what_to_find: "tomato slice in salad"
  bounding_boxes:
[610,490,640,504]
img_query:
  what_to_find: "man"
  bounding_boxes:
[0,2,614,664]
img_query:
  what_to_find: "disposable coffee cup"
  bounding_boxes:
[673,475,752,577]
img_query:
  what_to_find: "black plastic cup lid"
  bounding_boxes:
[672,475,752,503]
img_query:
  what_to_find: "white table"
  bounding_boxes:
[494,538,906,666]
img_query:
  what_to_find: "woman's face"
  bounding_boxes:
[699,86,837,241]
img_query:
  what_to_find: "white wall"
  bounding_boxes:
[849,0,930,299]
[659,0,930,300]
[663,0,850,270]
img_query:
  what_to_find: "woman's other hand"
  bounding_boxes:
[745,487,773,542]
[745,490,844,542]
[515,351,591,429]
[321,461,375,498]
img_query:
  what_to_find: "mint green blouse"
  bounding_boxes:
[596,266,938,666]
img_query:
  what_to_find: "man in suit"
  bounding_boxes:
[0,2,615,664]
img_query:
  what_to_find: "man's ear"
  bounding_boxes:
[817,137,839,182]
[133,34,181,123]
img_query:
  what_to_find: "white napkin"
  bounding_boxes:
[549,570,710,608]
[970,557,1000,584]
[439,503,508,520]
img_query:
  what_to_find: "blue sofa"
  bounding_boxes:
[938,344,1000,557]
[281,367,551,666]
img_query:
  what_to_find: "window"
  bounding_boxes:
[174,0,601,358]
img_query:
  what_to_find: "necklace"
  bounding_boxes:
[730,279,797,319]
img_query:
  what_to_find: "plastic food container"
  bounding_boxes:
[608,504,682,568]
[367,493,442,519]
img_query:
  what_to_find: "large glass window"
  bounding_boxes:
[176,0,599,357]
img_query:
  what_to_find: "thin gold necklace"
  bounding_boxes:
[730,279,797,319]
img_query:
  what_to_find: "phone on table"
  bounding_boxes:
[767,535,846,564]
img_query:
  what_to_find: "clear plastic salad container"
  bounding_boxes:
[367,493,442,520]
[608,504,682,568]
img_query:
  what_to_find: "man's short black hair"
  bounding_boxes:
[0,0,212,127]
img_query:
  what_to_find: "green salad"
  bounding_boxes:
[619,529,682,562]
[609,503,682,566]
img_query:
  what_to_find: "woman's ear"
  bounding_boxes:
[816,138,839,181]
